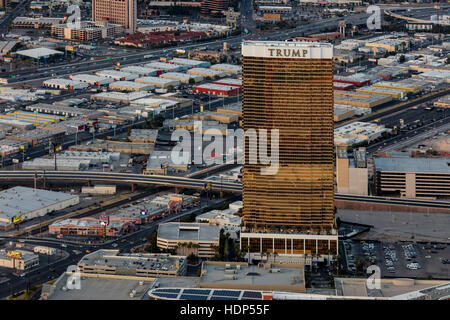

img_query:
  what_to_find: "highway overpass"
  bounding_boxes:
[0,170,449,210]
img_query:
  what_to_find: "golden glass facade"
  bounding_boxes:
[242,43,335,234]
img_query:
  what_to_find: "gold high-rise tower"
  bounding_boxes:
[240,41,338,258]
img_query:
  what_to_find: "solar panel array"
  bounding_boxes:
[151,288,263,300]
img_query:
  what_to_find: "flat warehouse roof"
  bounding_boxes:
[0,186,78,220]
[374,157,450,174]
[158,222,219,242]
[15,47,64,59]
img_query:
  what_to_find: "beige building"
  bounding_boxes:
[92,0,137,33]
[51,21,124,41]
[336,148,369,195]
[78,250,187,277]
[157,223,220,258]
[0,250,39,271]
[374,157,450,199]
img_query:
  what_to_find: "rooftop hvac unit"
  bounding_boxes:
[269,269,281,273]
[224,274,237,280]
[224,269,236,274]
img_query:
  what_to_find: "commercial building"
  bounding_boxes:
[199,261,305,293]
[0,111,65,127]
[11,16,64,29]
[333,82,355,91]
[0,250,39,270]
[334,121,391,147]
[120,66,159,77]
[92,0,137,33]
[25,103,100,119]
[144,150,188,175]
[69,74,114,85]
[373,81,423,94]
[434,95,450,108]
[157,222,220,258]
[70,139,154,154]
[144,62,185,73]
[129,129,158,143]
[374,157,450,199]
[48,218,133,236]
[15,47,64,62]
[51,21,124,41]
[109,81,154,92]
[196,201,242,233]
[201,0,229,15]
[240,41,337,259]
[171,58,211,69]
[334,74,372,87]
[95,70,138,81]
[91,91,152,104]
[336,148,369,196]
[135,76,180,88]
[213,78,242,88]
[58,151,120,164]
[33,246,57,255]
[334,91,392,109]
[0,187,80,229]
[42,273,153,300]
[22,158,91,171]
[187,68,226,78]
[210,64,242,74]
[82,185,117,195]
[193,83,240,96]
[189,111,239,124]
[78,250,187,277]
[356,86,406,99]
[159,72,204,84]
[43,79,89,90]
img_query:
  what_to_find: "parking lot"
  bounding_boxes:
[342,240,450,279]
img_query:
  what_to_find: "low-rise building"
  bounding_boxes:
[171,58,211,69]
[81,185,117,195]
[120,66,159,77]
[374,156,450,199]
[69,74,114,86]
[109,81,154,92]
[159,72,203,84]
[334,121,391,147]
[48,218,133,237]
[77,249,187,277]
[336,147,369,196]
[0,187,79,229]
[95,70,138,81]
[43,79,88,90]
[0,250,39,270]
[129,129,158,144]
[51,21,124,41]
[135,76,180,88]
[144,62,185,73]
[144,150,188,175]
[334,91,392,109]
[193,83,240,96]
[187,68,226,79]
[210,64,241,74]
[157,222,220,258]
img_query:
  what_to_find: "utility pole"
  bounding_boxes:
[51,141,58,171]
